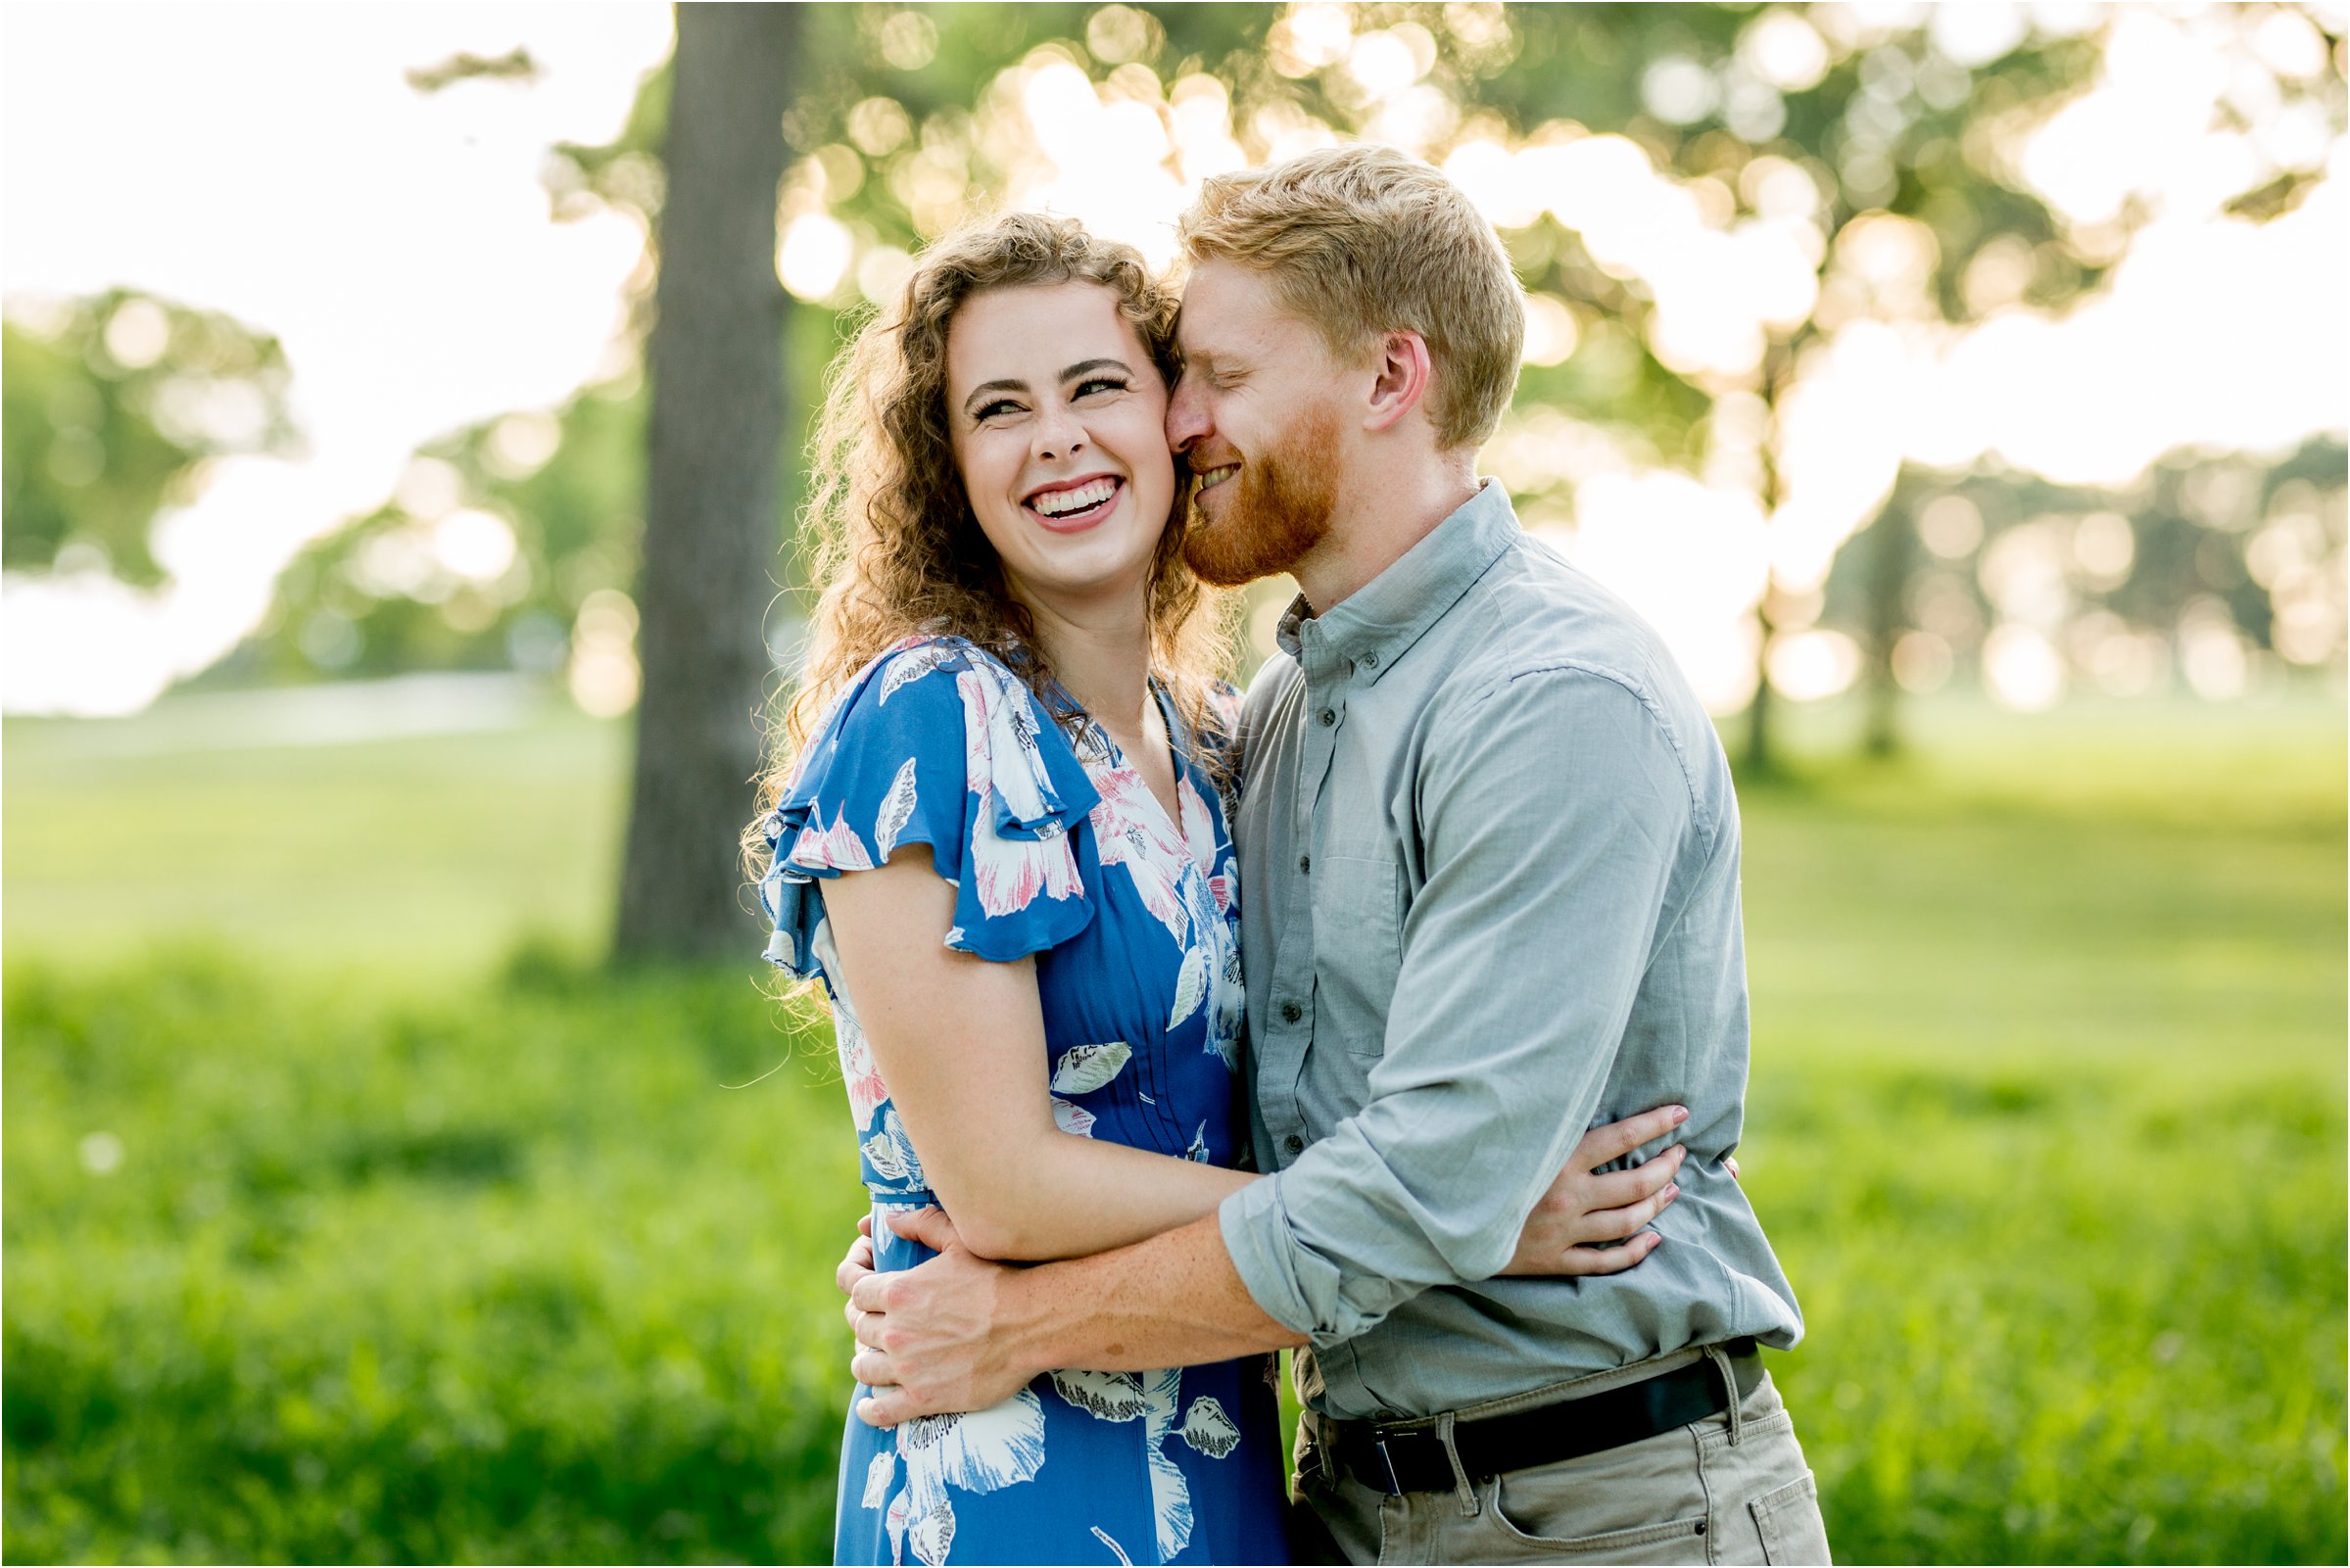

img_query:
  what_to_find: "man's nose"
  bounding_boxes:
[1165,378,1208,453]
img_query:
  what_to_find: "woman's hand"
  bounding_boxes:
[1500,1104,1698,1277]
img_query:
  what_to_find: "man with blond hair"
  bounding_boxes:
[840,144,1832,1565]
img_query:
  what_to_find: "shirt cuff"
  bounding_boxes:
[1218,1172,1356,1347]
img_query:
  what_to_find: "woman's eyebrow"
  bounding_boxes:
[960,376,1028,416]
[1059,357,1131,382]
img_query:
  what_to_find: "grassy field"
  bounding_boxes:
[3,692,2343,1562]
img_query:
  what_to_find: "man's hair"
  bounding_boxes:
[1177,143,1525,451]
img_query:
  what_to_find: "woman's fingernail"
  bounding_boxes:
[1664,1184,1680,1199]
[1670,1106,1690,1123]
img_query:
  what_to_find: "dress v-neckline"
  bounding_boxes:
[1072,680,1198,867]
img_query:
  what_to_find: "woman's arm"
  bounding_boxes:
[821,850,1254,1262]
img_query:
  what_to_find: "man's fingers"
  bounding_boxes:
[1582,1145,1686,1209]
[1552,1231,1662,1277]
[850,1348,902,1392]
[1572,1104,1688,1171]
[855,1392,909,1430]
[844,1302,886,1349]
[836,1235,876,1299]
[884,1205,959,1254]
[858,1212,874,1239]
[849,1271,891,1313]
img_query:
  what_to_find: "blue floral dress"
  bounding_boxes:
[757,636,1288,1568]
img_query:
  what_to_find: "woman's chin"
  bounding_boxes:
[1004,547,1160,611]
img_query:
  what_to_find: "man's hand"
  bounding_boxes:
[836,1212,876,1306]
[1502,1104,1702,1276]
[845,1208,1034,1428]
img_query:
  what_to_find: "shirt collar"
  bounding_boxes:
[1273,479,1519,683]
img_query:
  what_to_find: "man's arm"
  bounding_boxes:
[846,1210,1294,1425]
[843,1104,1694,1425]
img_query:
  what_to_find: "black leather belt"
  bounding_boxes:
[1326,1340,1764,1497]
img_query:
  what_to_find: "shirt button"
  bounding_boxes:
[1361,650,1380,669]
[1298,854,1312,875]
[1280,1000,1302,1024]
[1283,1133,1306,1157]
[1319,708,1336,727]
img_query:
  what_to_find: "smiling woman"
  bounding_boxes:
[945,284,1176,626]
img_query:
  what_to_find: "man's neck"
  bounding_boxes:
[1291,453,1482,616]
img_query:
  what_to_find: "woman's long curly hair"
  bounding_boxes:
[745,213,1235,853]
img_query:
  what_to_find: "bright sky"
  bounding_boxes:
[2,3,2342,716]
[2,2,670,712]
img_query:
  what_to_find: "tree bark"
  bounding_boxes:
[614,4,796,963]
[1743,338,1795,781]
[1861,490,1917,757]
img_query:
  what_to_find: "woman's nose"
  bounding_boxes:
[1031,403,1084,460]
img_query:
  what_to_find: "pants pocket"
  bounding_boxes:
[1485,1473,1710,1563]
[1750,1472,1832,1566]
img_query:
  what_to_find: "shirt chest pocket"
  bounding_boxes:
[1311,852,1405,1057]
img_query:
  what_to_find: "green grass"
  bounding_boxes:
[3,694,2343,1562]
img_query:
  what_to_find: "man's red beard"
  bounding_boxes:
[1180,404,1342,588]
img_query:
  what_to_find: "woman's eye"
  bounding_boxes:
[1075,377,1128,399]
[976,400,1022,421]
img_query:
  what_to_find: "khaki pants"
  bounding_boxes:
[1291,1370,1832,1566]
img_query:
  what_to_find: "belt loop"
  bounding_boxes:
[1705,1346,1744,1447]
[1436,1412,1481,1517]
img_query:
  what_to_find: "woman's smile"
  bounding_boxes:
[1022,472,1127,533]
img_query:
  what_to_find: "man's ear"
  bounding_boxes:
[1363,329,1434,434]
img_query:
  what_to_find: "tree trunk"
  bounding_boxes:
[613,3,797,964]
[1861,490,1917,757]
[1743,339,1795,781]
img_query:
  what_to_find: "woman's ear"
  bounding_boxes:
[1363,329,1434,434]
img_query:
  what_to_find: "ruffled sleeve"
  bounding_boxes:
[756,639,1101,974]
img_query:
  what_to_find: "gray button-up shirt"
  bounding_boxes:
[1216,481,1802,1423]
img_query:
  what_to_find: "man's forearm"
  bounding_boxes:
[1004,1212,1308,1374]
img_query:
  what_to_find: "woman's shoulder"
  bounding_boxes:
[807,634,1016,743]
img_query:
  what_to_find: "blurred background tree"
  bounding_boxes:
[2,290,299,585]
[8,1,2341,937]
[612,4,800,963]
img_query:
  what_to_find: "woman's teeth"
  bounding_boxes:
[1031,478,1119,517]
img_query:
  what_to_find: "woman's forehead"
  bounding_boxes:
[947,280,1138,373]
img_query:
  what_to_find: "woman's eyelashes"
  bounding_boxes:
[971,376,1130,425]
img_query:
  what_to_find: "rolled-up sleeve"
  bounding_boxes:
[1219,666,1700,1345]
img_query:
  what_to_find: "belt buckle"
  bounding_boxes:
[1372,1433,1404,1495]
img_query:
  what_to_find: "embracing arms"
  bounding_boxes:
[824,846,1688,1268]
[840,1105,1696,1424]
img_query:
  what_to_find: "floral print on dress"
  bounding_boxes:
[758,638,1284,1565]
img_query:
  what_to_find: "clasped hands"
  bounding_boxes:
[835,1104,1728,1427]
